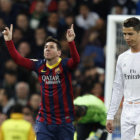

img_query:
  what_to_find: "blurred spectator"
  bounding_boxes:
[60,38,70,58]
[30,0,47,29]
[82,45,105,68]
[17,41,32,58]
[16,13,34,41]
[111,0,137,14]
[97,67,105,84]
[10,82,30,106]
[111,4,124,14]
[35,81,41,94]
[4,59,17,75]
[23,105,35,126]
[80,18,106,49]
[30,0,57,13]
[0,0,18,26]
[0,88,14,115]
[57,0,70,25]
[80,67,98,95]
[13,27,23,47]
[29,93,41,121]
[74,94,107,140]
[44,0,58,12]
[1,70,17,98]
[46,12,66,39]
[89,0,110,20]
[13,0,30,13]
[33,27,47,59]
[90,82,104,102]
[0,104,35,140]
[67,0,79,15]
[75,3,100,30]
[0,18,5,29]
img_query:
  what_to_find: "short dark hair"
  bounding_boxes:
[123,17,140,31]
[10,104,23,114]
[45,36,61,50]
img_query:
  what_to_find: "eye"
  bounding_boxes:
[128,33,133,35]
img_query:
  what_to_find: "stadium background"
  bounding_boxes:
[0,0,140,140]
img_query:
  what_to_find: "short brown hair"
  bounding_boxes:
[123,17,140,31]
[45,36,61,50]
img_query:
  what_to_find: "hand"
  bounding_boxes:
[106,120,114,133]
[66,24,75,42]
[2,24,13,41]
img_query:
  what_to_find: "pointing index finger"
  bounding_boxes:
[70,24,74,30]
[10,24,13,33]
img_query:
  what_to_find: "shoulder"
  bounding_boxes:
[1,119,11,127]
[33,59,46,67]
[60,58,70,69]
[118,50,130,62]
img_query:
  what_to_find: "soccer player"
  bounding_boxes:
[74,94,107,140]
[2,24,80,140]
[106,17,140,140]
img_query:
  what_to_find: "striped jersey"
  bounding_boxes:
[6,40,80,125]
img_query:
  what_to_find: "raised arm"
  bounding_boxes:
[2,24,35,70]
[66,24,80,69]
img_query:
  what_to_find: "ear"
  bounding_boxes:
[58,50,61,57]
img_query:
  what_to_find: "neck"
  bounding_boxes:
[47,57,60,66]
[131,44,140,52]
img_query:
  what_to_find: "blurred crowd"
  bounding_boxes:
[0,0,140,138]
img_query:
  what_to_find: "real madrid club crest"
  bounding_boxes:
[55,67,61,74]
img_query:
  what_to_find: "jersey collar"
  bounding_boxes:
[46,58,62,69]
[10,113,23,119]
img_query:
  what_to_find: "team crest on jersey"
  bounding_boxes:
[55,67,61,74]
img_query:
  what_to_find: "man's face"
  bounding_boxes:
[123,27,140,48]
[44,42,61,60]
[80,5,89,17]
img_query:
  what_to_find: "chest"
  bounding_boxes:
[121,55,140,75]
[38,66,66,85]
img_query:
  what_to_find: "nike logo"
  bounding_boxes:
[41,70,46,72]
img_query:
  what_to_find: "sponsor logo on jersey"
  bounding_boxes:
[42,75,60,84]
[124,74,140,79]
[124,69,140,80]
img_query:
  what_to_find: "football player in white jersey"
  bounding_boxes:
[106,17,140,140]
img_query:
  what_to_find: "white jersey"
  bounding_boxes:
[107,49,140,120]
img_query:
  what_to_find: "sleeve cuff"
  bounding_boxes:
[5,40,13,46]
[107,114,114,120]
[68,41,75,46]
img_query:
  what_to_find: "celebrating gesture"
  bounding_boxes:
[2,23,80,140]
[2,24,13,41]
[66,24,75,42]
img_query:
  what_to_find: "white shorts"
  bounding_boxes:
[121,102,140,140]
[134,124,140,140]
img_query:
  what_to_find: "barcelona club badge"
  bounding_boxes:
[55,67,61,74]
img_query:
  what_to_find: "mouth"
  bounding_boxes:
[126,41,131,45]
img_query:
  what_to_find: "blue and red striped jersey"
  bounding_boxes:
[34,58,75,124]
[6,40,80,125]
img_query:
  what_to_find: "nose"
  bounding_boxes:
[46,47,50,51]
[125,35,130,40]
